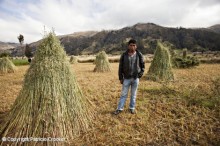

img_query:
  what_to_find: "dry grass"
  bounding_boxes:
[0,63,220,145]
[68,55,152,63]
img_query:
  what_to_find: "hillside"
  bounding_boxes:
[59,31,98,38]
[208,24,220,34]
[60,23,220,55]
[2,23,220,56]
[0,42,19,53]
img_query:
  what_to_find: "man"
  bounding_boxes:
[114,39,145,115]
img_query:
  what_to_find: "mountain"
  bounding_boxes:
[59,31,98,38]
[2,23,220,56]
[58,23,220,55]
[208,24,220,34]
[0,42,19,52]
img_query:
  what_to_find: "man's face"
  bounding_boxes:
[128,43,137,52]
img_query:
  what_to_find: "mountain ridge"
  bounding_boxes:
[207,24,220,33]
[1,23,220,56]
[0,41,19,51]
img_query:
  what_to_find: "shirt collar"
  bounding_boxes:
[128,51,136,57]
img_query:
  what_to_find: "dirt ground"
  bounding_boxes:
[0,63,220,145]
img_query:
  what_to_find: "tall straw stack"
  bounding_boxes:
[0,57,16,74]
[146,41,174,82]
[0,33,93,145]
[69,55,78,64]
[183,48,187,59]
[93,51,111,72]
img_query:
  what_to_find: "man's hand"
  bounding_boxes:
[120,80,124,84]
[138,72,143,78]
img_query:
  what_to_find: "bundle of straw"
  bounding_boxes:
[0,57,16,74]
[69,55,78,64]
[146,41,174,82]
[93,51,111,72]
[0,33,93,145]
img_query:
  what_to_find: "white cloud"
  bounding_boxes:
[0,0,220,43]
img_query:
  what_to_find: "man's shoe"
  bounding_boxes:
[129,109,135,114]
[113,110,122,115]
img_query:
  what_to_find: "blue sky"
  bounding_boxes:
[0,0,220,43]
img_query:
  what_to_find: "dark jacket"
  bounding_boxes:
[119,50,145,80]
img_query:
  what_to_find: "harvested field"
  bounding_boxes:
[0,63,220,145]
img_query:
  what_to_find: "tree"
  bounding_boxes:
[17,34,24,45]
[24,44,33,58]
[0,52,10,58]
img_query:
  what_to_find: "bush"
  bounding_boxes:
[0,52,10,58]
[172,56,200,68]
[25,44,33,58]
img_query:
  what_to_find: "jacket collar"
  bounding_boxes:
[125,49,140,55]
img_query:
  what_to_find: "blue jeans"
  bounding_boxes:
[117,78,139,110]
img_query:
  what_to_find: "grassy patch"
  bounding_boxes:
[12,59,29,66]
[184,96,220,109]
[139,85,179,99]
[140,82,220,109]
